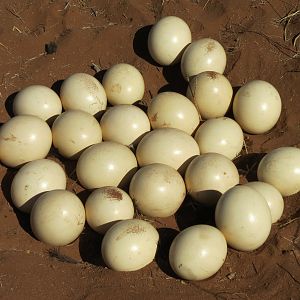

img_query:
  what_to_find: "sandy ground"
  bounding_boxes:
[0,0,299,299]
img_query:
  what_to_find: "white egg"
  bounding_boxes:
[186,71,233,119]
[11,159,67,213]
[233,80,282,134]
[129,163,186,218]
[136,128,200,174]
[185,153,239,205]
[148,16,192,65]
[181,38,226,81]
[245,181,284,223]
[215,185,272,251]
[102,63,144,105]
[13,85,62,123]
[169,225,227,280]
[85,187,134,234]
[147,92,200,135]
[52,110,102,159]
[60,73,107,116]
[101,219,159,271]
[100,105,150,146]
[194,117,244,160]
[0,115,52,168]
[76,142,138,189]
[257,147,300,196]
[30,190,85,246]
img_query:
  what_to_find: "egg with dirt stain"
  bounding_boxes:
[11,159,67,213]
[101,219,159,271]
[147,91,199,135]
[186,71,233,119]
[85,186,134,234]
[52,110,102,159]
[102,63,145,105]
[148,16,192,66]
[60,73,107,116]
[185,153,239,206]
[169,225,227,280]
[13,85,62,123]
[129,163,186,218]
[30,190,85,246]
[181,38,227,81]
[0,115,52,168]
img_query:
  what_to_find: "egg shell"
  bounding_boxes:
[11,159,67,213]
[101,219,159,271]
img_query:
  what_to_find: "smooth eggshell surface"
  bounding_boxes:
[257,147,300,196]
[215,185,272,251]
[245,181,284,223]
[85,187,134,234]
[181,38,226,81]
[101,219,159,271]
[52,110,102,159]
[169,225,227,280]
[30,190,85,246]
[11,159,67,213]
[60,73,107,116]
[129,163,186,217]
[186,71,233,119]
[194,117,244,160]
[76,142,138,189]
[148,16,192,66]
[13,85,62,123]
[0,115,52,168]
[185,153,239,205]
[233,80,282,134]
[147,92,199,135]
[102,63,144,105]
[100,105,150,146]
[136,128,200,174]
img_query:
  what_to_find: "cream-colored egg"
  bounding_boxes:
[148,16,192,66]
[76,142,138,189]
[215,185,272,251]
[100,105,150,146]
[257,147,300,196]
[85,187,134,234]
[136,128,200,174]
[147,92,199,135]
[60,73,107,116]
[52,110,102,159]
[0,115,52,168]
[169,225,227,280]
[186,71,233,119]
[181,38,226,81]
[245,181,284,223]
[233,80,282,134]
[102,64,144,106]
[13,85,62,123]
[30,190,85,246]
[11,159,67,213]
[101,219,159,271]
[185,153,239,205]
[194,117,244,160]
[129,163,186,218]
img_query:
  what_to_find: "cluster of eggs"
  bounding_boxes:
[1,16,300,281]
